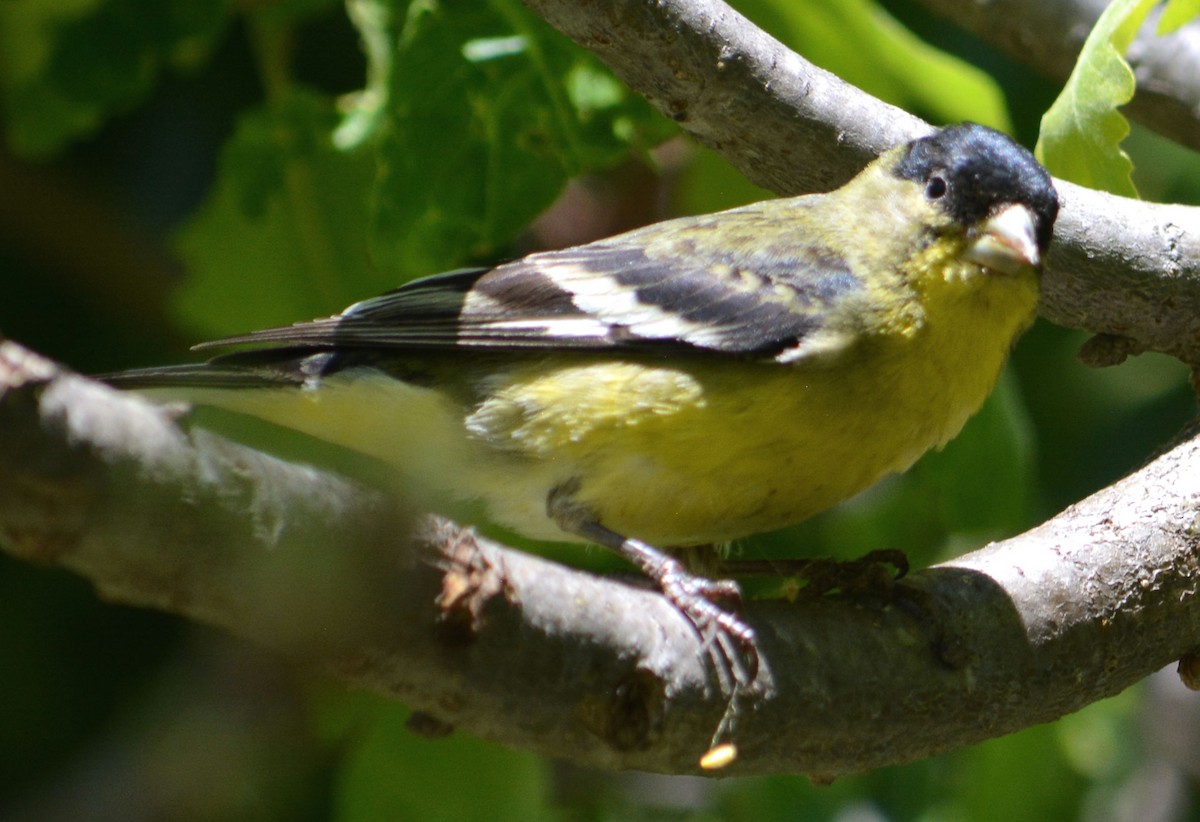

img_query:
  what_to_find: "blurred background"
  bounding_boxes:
[2,0,1199,819]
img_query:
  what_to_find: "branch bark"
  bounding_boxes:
[524,0,1200,369]
[3,330,1199,779]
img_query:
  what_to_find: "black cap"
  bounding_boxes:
[893,123,1059,253]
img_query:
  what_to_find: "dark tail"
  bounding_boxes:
[99,352,318,391]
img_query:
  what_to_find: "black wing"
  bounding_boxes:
[198,203,865,362]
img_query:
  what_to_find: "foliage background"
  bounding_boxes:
[1,0,1199,819]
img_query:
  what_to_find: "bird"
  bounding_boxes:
[106,122,1059,684]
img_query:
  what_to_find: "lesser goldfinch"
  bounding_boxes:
[108,123,1058,671]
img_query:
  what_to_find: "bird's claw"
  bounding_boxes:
[657,561,760,692]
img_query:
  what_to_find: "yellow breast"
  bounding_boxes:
[462,254,1038,546]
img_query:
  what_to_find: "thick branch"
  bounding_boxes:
[525,0,1200,369]
[3,343,1199,778]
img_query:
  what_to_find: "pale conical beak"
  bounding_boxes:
[964,203,1041,275]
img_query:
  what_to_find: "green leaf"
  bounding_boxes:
[952,724,1087,822]
[1036,0,1159,197]
[733,0,1012,131]
[173,90,379,335]
[0,0,231,158]
[359,0,675,280]
[328,701,554,822]
[1158,0,1200,34]
[175,0,674,339]
[257,0,342,27]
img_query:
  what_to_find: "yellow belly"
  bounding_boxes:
[165,266,1036,548]
[461,265,1036,544]
[463,351,989,544]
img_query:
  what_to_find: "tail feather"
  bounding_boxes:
[99,361,309,391]
[98,339,367,391]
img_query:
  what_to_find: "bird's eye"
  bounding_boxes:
[925,175,948,199]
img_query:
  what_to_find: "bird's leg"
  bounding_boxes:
[720,548,909,595]
[546,485,760,695]
[722,549,970,669]
[575,521,759,692]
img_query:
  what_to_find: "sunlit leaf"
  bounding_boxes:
[1036,0,1159,197]
[174,91,377,334]
[360,0,675,280]
[1158,0,1200,34]
[733,0,1012,130]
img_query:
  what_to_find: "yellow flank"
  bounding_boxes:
[459,260,1036,545]
[161,374,490,513]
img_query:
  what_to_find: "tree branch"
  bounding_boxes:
[912,0,1200,154]
[524,0,1200,369]
[3,333,1199,778]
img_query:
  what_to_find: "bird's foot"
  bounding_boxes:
[651,551,760,694]
[721,547,909,596]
